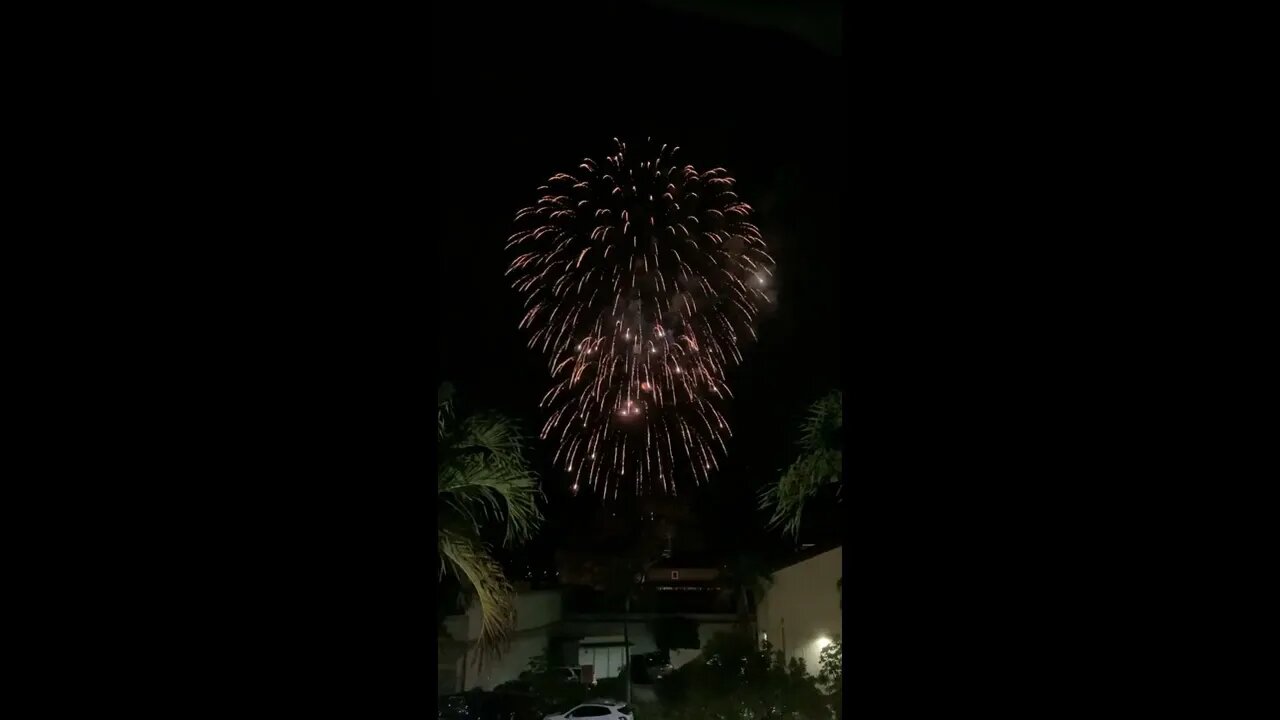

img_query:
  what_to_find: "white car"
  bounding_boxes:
[543,699,634,720]
[550,666,581,683]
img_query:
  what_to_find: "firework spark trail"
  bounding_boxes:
[508,139,774,495]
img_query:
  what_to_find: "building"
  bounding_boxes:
[560,611,740,675]
[438,588,562,694]
[438,581,743,692]
[438,543,778,693]
[643,554,722,585]
[755,545,842,676]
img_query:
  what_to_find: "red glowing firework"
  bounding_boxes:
[507,139,774,496]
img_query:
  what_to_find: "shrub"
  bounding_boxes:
[655,632,829,720]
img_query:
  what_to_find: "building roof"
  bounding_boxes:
[769,542,842,573]
[650,553,722,569]
[579,639,636,648]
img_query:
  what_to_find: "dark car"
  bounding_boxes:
[438,692,477,720]
[494,692,543,720]
[439,690,543,720]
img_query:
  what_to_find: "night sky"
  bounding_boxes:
[434,1,844,569]
[92,5,1154,702]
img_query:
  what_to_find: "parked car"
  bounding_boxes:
[438,690,542,720]
[543,699,633,720]
[438,691,482,720]
[550,666,581,684]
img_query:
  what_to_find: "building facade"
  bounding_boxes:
[438,589,743,693]
[756,545,842,676]
[438,589,563,694]
[438,548,770,693]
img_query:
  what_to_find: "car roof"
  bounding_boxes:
[582,699,624,707]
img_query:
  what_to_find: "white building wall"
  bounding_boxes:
[577,627,659,680]
[756,546,842,676]
[579,643,627,679]
[669,621,736,669]
[465,631,551,690]
[512,590,562,632]
[448,589,563,691]
[573,620,741,678]
[569,620,737,673]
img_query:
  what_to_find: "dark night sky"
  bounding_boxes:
[434,1,844,566]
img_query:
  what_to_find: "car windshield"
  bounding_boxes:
[618,706,633,716]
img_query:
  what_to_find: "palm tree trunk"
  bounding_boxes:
[623,593,631,703]
[460,646,468,691]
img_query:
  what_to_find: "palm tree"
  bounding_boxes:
[438,382,544,664]
[596,540,667,702]
[759,390,842,538]
[719,554,774,640]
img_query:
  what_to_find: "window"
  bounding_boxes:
[618,706,634,716]
[571,706,612,718]
[670,570,679,580]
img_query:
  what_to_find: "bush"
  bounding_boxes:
[654,632,829,720]
[594,673,627,700]
[818,637,841,720]
[498,652,587,715]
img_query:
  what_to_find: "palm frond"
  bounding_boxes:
[798,391,842,452]
[456,413,530,467]
[760,447,841,536]
[439,412,543,547]
[439,527,516,666]
[438,382,455,440]
[759,391,843,537]
[439,458,543,547]
[436,385,543,667]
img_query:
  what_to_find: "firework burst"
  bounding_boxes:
[507,139,774,496]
